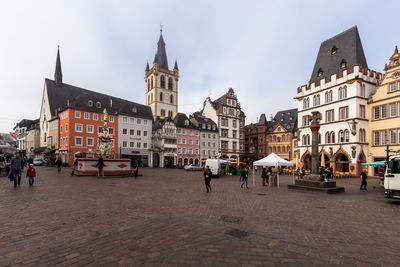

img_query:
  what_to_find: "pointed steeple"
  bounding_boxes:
[145,61,150,71]
[54,46,63,86]
[395,45,399,55]
[174,60,179,70]
[153,29,169,70]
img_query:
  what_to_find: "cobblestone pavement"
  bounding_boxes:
[1,166,400,266]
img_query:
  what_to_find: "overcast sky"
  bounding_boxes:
[1,0,399,133]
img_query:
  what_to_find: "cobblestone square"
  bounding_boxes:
[1,167,400,266]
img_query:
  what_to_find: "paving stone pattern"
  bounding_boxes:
[1,167,400,266]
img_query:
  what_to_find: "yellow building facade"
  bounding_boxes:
[48,118,59,150]
[368,46,400,175]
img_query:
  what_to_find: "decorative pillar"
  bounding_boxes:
[310,124,320,175]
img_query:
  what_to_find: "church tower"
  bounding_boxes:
[145,29,179,120]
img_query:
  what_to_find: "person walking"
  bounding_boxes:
[360,168,367,191]
[26,163,36,186]
[267,167,272,186]
[240,167,249,189]
[56,158,62,173]
[10,153,23,188]
[71,159,78,176]
[96,156,105,177]
[204,166,212,193]
[301,167,305,179]
[261,167,267,186]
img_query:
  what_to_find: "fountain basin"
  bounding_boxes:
[75,158,132,176]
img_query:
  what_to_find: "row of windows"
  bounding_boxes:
[202,141,216,148]
[67,124,115,135]
[178,148,199,155]
[389,81,400,92]
[147,75,174,91]
[302,85,367,110]
[177,138,199,145]
[203,149,217,156]
[160,109,174,118]
[268,134,291,143]
[121,117,148,125]
[269,146,291,154]
[302,106,356,126]
[121,141,147,149]
[202,133,217,139]
[221,118,238,128]
[373,102,400,120]
[122,129,148,136]
[373,129,400,146]
[302,128,367,146]
[177,129,199,136]
[222,107,238,117]
[201,124,217,131]
[60,137,113,147]
[147,92,174,105]
[74,111,114,122]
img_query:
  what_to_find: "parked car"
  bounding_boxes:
[184,164,203,171]
[33,158,44,166]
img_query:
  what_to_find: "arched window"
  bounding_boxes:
[331,131,335,143]
[147,79,150,91]
[148,95,150,105]
[160,92,163,101]
[331,46,337,54]
[329,90,333,102]
[151,78,153,89]
[287,134,290,141]
[326,132,330,144]
[340,59,347,69]
[338,87,343,99]
[287,146,290,153]
[345,129,350,142]
[318,133,321,144]
[160,75,165,88]
[170,95,173,104]
[318,68,324,77]
[273,146,276,153]
[360,84,366,97]
[282,135,285,142]
[303,99,307,109]
[307,135,310,145]
[282,146,285,153]
[269,136,272,142]
[316,94,320,105]
[325,91,329,103]
[273,136,276,142]
[313,95,317,106]
[277,146,281,153]
[339,130,344,143]
[343,86,347,98]
[277,137,281,142]
[168,78,173,90]
[88,100,93,107]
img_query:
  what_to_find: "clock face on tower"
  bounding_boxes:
[164,93,169,102]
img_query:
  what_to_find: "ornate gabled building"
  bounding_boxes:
[245,109,297,165]
[368,46,400,175]
[296,26,381,176]
[150,117,177,168]
[174,113,200,167]
[202,88,246,161]
[145,30,179,120]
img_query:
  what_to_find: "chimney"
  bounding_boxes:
[110,99,113,108]
[67,99,70,106]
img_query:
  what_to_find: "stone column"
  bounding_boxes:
[310,124,320,175]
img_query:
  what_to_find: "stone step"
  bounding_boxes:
[295,179,337,188]
[288,184,345,194]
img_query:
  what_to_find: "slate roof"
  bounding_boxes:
[153,33,169,70]
[153,116,175,131]
[45,79,153,120]
[191,114,218,132]
[254,108,298,133]
[309,26,368,85]
[173,113,198,130]
[14,119,39,130]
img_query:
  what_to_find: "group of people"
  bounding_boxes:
[8,153,36,188]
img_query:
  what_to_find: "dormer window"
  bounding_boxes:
[184,120,189,126]
[132,106,137,113]
[96,102,101,108]
[331,46,338,54]
[340,59,347,69]
[317,68,324,77]
[88,100,93,107]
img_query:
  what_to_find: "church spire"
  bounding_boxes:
[153,28,169,70]
[54,46,63,86]
[145,61,150,71]
[174,60,179,70]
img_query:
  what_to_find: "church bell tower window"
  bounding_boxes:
[160,75,166,88]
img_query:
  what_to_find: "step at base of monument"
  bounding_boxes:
[295,180,337,188]
[288,184,345,194]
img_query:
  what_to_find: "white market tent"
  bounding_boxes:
[252,153,294,188]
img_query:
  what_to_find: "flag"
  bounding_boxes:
[9,132,17,139]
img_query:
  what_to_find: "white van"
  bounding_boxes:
[205,159,229,177]
[384,155,400,199]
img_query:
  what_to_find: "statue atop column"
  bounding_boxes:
[96,108,115,158]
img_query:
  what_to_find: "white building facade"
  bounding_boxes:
[297,26,381,176]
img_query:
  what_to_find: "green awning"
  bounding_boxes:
[361,161,386,167]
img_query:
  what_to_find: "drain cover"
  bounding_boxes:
[257,193,266,196]
[219,215,243,223]
[225,229,249,239]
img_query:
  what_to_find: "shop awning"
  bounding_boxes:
[361,161,386,167]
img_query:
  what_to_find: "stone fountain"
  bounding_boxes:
[75,109,132,176]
